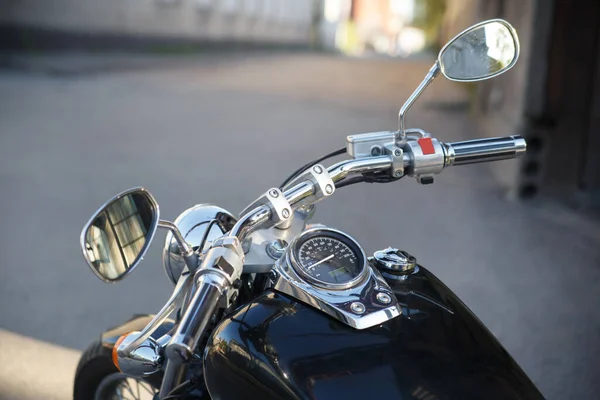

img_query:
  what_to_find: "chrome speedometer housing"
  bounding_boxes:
[289,228,368,290]
[272,225,402,330]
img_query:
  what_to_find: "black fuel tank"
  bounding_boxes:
[204,265,543,400]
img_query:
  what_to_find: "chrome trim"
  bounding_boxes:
[80,187,160,283]
[372,248,417,274]
[272,226,401,330]
[162,205,237,284]
[116,334,162,377]
[438,19,520,83]
[288,227,368,291]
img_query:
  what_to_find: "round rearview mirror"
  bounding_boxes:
[438,19,519,82]
[80,188,159,282]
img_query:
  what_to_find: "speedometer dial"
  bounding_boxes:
[291,228,366,289]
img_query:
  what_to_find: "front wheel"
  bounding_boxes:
[74,340,158,400]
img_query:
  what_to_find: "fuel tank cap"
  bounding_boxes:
[372,248,417,274]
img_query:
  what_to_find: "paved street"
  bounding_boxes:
[0,52,599,399]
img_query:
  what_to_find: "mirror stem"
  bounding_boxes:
[159,220,199,271]
[398,61,441,140]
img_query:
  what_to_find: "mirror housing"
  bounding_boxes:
[80,188,159,282]
[397,19,520,138]
[438,19,519,82]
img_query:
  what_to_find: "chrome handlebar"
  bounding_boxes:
[161,155,397,369]
[228,154,396,242]
[161,134,525,384]
[229,135,526,242]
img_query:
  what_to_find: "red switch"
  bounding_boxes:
[418,138,435,155]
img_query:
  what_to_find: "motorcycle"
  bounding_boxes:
[74,19,544,400]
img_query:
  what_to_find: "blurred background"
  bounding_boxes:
[0,0,599,399]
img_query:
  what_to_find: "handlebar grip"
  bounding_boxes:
[445,135,526,166]
[165,273,225,364]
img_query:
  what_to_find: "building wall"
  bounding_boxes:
[473,0,536,194]
[0,0,317,45]
[440,0,478,45]
[441,0,536,195]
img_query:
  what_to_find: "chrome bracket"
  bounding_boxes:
[384,143,404,178]
[241,188,292,227]
[284,164,335,207]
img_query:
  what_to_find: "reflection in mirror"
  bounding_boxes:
[439,21,518,81]
[82,189,158,282]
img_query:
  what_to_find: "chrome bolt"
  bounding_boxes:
[350,302,366,314]
[266,239,288,260]
[313,165,323,174]
[325,184,333,194]
[376,292,392,305]
[395,171,402,177]
[282,208,291,219]
[268,189,279,198]
[394,149,402,157]
[370,146,383,156]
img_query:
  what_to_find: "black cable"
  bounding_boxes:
[198,219,218,252]
[163,379,195,400]
[335,171,403,189]
[279,147,346,189]
[335,176,367,189]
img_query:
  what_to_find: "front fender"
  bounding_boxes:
[100,314,175,350]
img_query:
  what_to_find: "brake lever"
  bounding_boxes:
[119,272,192,356]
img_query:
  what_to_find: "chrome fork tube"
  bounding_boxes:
[159,362,187,399]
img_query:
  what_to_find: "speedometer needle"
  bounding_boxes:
[308,254,334,269]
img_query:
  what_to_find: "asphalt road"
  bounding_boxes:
[0,52,599,399]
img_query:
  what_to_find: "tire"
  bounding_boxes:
[73,340,158,400]
[74,341,117,400]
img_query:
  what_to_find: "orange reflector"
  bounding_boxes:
[112,334,129,371]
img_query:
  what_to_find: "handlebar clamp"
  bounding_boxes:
[241,188,293,227]
[282,163,335,206]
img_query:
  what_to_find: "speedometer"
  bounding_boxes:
[290,228,367,289]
